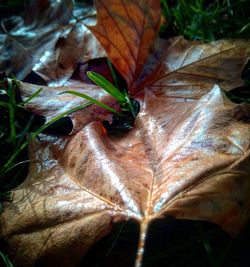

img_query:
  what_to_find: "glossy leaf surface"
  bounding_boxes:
[1,86,250,267]
[88,0,161,92]
[0,0,73,80]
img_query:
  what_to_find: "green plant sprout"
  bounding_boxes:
[87,71,137,118]
[61,71,137,118]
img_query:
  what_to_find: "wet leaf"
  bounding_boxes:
[88,0,161,92]
[1,86,250,267]
[145,37,250,99]
[33,14,105,86]
[0,1,101,82]
[19,82,118,133]
[0,0,74,80]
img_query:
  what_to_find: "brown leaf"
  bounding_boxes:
[0,1,104,83]
[19,82,118,133]
[148,37,250,99]
[0,0,73,80]
[33,15,106,86]
[88,0,161,92]
[1,85,250,267]
[20,37,250,120]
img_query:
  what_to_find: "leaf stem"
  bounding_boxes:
[135,220,149,267]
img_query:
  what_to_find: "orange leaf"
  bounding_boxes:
[88,0,161,92]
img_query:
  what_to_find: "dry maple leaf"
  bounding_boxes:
[1,0,250,266]
[1,85,250,267]
[88,0,161,93]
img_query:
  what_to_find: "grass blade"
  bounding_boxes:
[6,78,16,145]
[87,71,126,103]
[20,87,43,106]
[107,59,119,89]
[0,101,9,108]
[1,102,91,175]
[60,90,119,114]
[0,251,14,267]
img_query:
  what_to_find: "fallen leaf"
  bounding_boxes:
[149,37,250,98]
[19,36,250,128]
[1,85,250,267]
[33,10,106,86]
[1,0,250,266]
[0,1,99,82]
[88,0,161,92]
[0,0,73,80]
[19,81,119,133]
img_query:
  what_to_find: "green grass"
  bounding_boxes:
[0,77,30,267]
[0,77,91,190]
[0,251,14,267]
[160,0,250,41]
[0,78,33,196]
